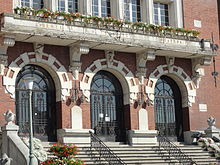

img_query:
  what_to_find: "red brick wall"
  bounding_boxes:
[183,0,220,130]
[0,75,15,125]
[0,0,13,14]
[0,42,71,128]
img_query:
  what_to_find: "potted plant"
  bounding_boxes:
[14,6,21,14]
[55,11,67,20]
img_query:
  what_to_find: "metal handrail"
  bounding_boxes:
[158,134,197,165]
[89,131,126,165]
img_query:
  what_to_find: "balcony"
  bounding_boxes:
[0,12,215,59]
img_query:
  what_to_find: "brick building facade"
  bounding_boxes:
[0,0,219,144]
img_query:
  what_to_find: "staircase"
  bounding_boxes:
[41,142,220,165]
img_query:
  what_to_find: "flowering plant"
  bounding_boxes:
[41,144,85,165]
[41,158,85,165]
[13,7,201,38]
[48,144,78,158]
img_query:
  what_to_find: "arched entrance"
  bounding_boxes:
[154,75,183,141]
[90,70,125,142]
[15,64,56,141]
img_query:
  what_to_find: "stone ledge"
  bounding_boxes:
[57,129,94,144]
[0,14,215,58]
[128,129,158,146]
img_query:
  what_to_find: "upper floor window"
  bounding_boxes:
[124,0,141,22]
[21,0,44,9]
[92,0,111,17]
[154,2,169,26]
[58,0,78,13]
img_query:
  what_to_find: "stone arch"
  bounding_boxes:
[146,65,196,107]
[80,59,139,105]
[3,52,72,101]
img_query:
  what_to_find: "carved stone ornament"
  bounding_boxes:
[34,43,44,57]
[105,50,115,67]
[22,137,47,162]
[207,116,216,128]
[192,56,212,88]
[0,35,15,75]
[69,42,90,79]
[3,110,16,125]
[136,49,156,83]
[166,56,175,73]
[0,153,12,165]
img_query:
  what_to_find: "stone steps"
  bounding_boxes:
[41,142,220,164]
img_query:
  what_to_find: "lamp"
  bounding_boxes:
[23,77,34,90]
[23,77,35,165]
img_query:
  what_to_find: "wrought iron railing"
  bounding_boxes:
[158,134,197,165]
[89,131,126,165]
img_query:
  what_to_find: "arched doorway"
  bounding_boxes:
[154,75,183,141]
[90,70,125,142]
[15,64,56,141]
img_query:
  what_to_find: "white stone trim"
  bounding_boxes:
[3,52,72,101]
[80,59,138,104]
[146,65,196,107]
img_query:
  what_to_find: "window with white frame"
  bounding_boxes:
[124,0,141,22]
[153,2,169,26]
[92,0,111,17]
[20,0,44,9]
[58,0,78,13]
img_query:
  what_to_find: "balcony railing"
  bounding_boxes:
[10,7,200,41]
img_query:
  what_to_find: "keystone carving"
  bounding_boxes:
[136,49,156,83]
[34,43,44,57]
[166,56,175,73]
[192,56,212,88]
[69,42,90,80]
[105,50,115,67]
[0,35,15,75]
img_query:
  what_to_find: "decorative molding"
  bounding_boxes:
[69,42,90,80]
[3,52,72,101]
[0,35,15,75]
[146,64,196,107]
[192,56,212,88]
[105,50,115,67]
[22,137,47,162]
[80,59,138,104]
[136,49,156,83]
[34,43,44,57]
[165,56,175,73]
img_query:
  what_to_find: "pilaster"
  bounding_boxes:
[143,0,154,24]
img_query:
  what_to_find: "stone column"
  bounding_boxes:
[117,0,124,20]
[143,0,154,24]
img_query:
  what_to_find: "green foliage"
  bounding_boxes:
[41,144,85,165]
[13,7,201,38]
